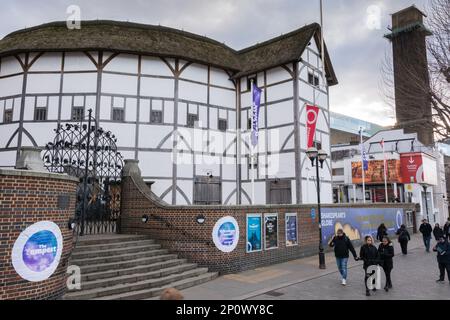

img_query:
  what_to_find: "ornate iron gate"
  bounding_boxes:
[43,109,124,235]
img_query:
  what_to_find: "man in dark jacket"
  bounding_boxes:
[433,237,450,283]
[444,219,450,241]
[419,219,433,252]
[433,223,444,241]
[329,229,358,286]
[376,224,388,242]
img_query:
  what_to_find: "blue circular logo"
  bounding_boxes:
[217,222,237,246]
[22,230,58,272]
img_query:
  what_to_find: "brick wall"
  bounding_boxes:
[0,169,78,300]
[120,162,417,274]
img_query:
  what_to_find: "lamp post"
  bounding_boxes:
[306,147,328,269]
[422,185,430,222]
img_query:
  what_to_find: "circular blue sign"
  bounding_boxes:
[22,230,58,272]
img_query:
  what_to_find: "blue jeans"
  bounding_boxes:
[336,258,348,280]
[423,236,431,251]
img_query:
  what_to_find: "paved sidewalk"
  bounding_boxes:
[179,234,449,300]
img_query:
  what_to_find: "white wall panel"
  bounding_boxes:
[139,99,150,123]
[164,101,174,124]
[141,57,173,77]
[199,105,207,128]
[270,152,295,178]
[266,81,292,102]
[48,96,59,120]
[24,123,56,146]
[138,151,173,177]
[266,66,292,85]
[63,73,97,93]
[209,108,218,130]
[60,96,72,120]
[0,124,18,148]
[99,96,111,120]
[223,182,236,204]
[0,150,17,167]
[27,74,60,94]
[125,98,137,122]
[23,97,35,121]
[222,162,236,180]
[102,73,137,95]
[99,122,135,148]
[29,53,62,72]
[266,100,294,128]
[210,67,234,89]
[176,180,193,205]
[13,98,21,121]
[148,179,172,198]
[138,125,173,149]
[178,102,187,125]
[180,63,207,83]
[64,52,97,71]
[210,87,235,108]
[0,75,23,97]
[179,80,207,103]
[141,77,174,98]
[103,54,138,74]
[0,56,23,76]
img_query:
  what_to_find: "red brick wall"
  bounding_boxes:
[120,175,416,274]
[0,170,78,300]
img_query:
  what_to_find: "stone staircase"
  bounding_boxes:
[64,234,218,300]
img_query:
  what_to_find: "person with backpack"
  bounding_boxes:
[419,219,433,252]
[360,235,380,296]
[329,228,359,286]
[396,224,411,255]
[376,223,388,242]
[378,236,394,292]
[432,236,450,283]
[433,223,445,241]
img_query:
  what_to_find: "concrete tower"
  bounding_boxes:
[385,6,434,146]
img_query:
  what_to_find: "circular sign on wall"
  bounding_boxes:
[212,216,239,253]
[11,221,63,282]
[396,210,403,229]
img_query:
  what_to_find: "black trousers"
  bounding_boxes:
[383,267,392,287]
[399,240,408,254]
[438,262,450,281]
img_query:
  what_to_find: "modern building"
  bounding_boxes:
[331,127,449,226]
[0,20,337,205]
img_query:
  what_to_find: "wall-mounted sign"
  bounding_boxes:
[285,213,298,246]
[310,208,316,220]
[321,208,403,245]
[264,213,278,250]
[212,216,239,253]
[246,214,262,253]
[11,221,63,282]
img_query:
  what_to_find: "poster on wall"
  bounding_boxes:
[285,213,298,246]
[212,216,239,253]
[264,213,278,250]
[246,214,262,253]
[321,208,404,245]
[11,221,63,282]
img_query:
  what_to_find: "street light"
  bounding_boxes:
[306,147,328,269]
[422,185,430,222]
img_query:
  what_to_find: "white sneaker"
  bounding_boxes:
[341,279,346,286]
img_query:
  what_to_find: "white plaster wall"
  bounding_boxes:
[0,75,23,97]
[0,56,24,76]
[139,99,150,123]
[164,101,174,124]
[100,96,111,120]
[141,77,174,98]
[210,87,235,108]
[180,63,207,83]
[138,151,173,177]
[103,54,138,74]
[0,123,18,148]
[0,150,16,167]
[23,97,35,121]
[63,73,98,93]
[125,98,137,122]
[12,98,21,121]
[266,100,293,127]
[64,52,97,71]
[179,80,207,103]
[102,73,137,95]
[266,66,292,85]
[99,122,135,148]
[266,81,293,102]
[176,180,193,205]
[141,57,174,77]
[29,53,62,72]
[149,179,172,200]
[138,125,173,149]
[24,122,56,146]
[210,67,234,89]
[48,96,59,120]
[27,74,60,94]
[223,182,237,204]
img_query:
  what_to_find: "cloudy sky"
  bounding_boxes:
[0,0,429,126]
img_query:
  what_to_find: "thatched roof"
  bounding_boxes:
[0,20,337,85]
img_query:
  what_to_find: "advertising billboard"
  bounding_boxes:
[285,213,298,246]
[264,213,278,250]
[351,159,401,184]
[246,214,262,253]
[321,207,404,245]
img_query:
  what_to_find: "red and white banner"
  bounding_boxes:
[400,152,423,183]
[306,105,319,148]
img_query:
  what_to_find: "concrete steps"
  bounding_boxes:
[64,234,217,300]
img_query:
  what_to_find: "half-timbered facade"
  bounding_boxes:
[0,21,337,205]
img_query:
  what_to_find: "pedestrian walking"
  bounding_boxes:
[378,236,394,292]
[433,223,444,241]
[419,219,433,252]
[443,218,450,241]
[376,223,388,242]
[432,237,450,284]
[359,235,380,296]
[396,224,411,255]
[329,228,359,286]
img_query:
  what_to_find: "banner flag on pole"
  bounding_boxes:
[306,105,320,148]
[251,83,262,147]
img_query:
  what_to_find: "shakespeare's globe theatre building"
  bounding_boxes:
[0,21,337,205]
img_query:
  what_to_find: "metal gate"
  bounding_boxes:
[43,109,124,235]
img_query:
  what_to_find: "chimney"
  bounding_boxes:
[385,6,434,146]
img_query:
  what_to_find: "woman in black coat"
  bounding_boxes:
[376,224,388,242]
[359,235,380,296]
[378,236,394,291]
[396,224,411,254]
[433,224,445,241]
